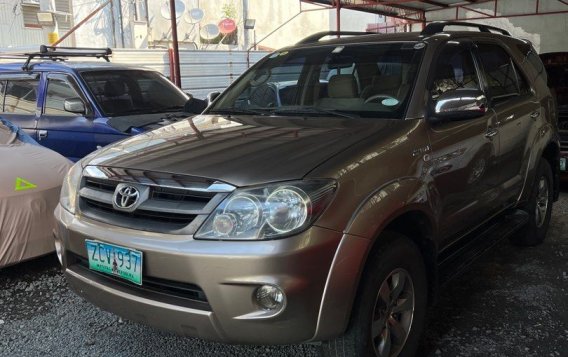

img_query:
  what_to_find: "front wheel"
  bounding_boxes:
[511,159,554,246]
[322,233,428,357]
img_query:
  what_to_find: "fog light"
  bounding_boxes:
[254,285,285,310]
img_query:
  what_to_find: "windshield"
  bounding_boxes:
[209,42,424,119]
[80,70,188,116]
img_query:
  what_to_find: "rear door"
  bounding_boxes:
[38,73,125,161]
[0,73,40,139]
[474,42,538,204]
[426,42,503,243]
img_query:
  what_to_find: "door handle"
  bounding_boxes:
[485,128,498,139]
[38,130,48,140]
[530,111,540,119]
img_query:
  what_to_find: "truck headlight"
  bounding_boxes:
[59,161,83,214]
[195,180,336,240]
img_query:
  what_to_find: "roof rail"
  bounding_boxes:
[21,45,112,71]
[421,21,511,36]
[297,31,374,45]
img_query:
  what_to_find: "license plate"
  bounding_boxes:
[85,240,143,285]
[561,158,566,172]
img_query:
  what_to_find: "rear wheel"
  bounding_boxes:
[511,159,553,246]
[322,233,428,357]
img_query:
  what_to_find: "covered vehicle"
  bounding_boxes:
[0,118,71,268]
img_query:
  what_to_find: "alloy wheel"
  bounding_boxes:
[371,268,415,357]
[535,176,549,228]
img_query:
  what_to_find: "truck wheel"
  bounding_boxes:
[322,233,428,357]
[511,159,554,246]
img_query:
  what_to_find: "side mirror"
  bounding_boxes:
[431,89,488,122]
[183,93,208,114]
[64,98,86,115]
[207,91,221,106]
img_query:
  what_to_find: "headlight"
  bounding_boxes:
[59,161,83,214]
[195,180,336,240]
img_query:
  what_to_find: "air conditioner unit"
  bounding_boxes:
[21,0,40,6]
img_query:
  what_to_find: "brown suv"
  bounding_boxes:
[54,22,559,356]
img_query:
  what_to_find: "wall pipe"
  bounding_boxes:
[53,0,112,47]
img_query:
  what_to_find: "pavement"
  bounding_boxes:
[1,187,567,357]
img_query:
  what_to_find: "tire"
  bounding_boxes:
[511,159,554,246]
[321,232,428,357]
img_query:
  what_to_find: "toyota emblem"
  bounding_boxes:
[114,185,140,209]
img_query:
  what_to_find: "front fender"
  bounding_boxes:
[311,178,437,341]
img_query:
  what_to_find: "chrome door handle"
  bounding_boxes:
[38,130,48,140]
[530,111,540,119]
[485,128,498,138]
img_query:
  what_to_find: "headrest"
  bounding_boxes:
[328,75,358,98]
[104,80,128,97]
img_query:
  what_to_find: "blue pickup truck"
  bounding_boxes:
[0,47,206,161]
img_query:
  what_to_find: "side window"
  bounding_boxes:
[431,44,480,101]
[44,75,86,116]
[3,79,39,114]
[477,44,528,101]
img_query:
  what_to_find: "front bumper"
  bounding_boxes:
[54,205,343,344]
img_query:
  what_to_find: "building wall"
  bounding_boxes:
[425,0,568,53]
[0,0,73,50]
[147,0,334,51]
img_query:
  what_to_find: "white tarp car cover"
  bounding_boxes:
[0,119,71,268]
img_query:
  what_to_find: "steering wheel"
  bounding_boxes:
[364,94,398,104]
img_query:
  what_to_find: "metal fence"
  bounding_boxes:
[111,49,268,99]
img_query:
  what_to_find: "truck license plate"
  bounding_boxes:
[85,240,143,285]
[561,158,566,172]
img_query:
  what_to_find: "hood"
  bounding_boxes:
[87,115,397,186]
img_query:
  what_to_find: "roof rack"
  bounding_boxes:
[20,45,112,70]
[421,21,511,37]
[297,31,374,45]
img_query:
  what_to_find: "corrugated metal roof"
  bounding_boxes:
[302,0,479,20]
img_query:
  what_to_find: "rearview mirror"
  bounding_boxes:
[431,88,488,121]
[207,91,221,106]
[64,98,86,115]
[183,93,208,114]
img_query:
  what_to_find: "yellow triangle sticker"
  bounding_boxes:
[14,177,37,192]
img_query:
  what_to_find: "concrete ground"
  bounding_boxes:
[1,188,566,357]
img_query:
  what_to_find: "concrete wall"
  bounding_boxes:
[425,0,568,53]
[0,1,73,50]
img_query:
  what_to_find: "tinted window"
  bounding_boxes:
[80,70,188,116]
[2,80,39,114]
[477,44,525,100]
[431,44,480,101]
[45,75,85,116]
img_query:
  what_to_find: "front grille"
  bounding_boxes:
[84,199,196,229]
[69,253,211,311]
[78,167,232,234]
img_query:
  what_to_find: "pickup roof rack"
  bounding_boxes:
[13,45,113,70]
[421,21,511,36]
[297,31,374,45]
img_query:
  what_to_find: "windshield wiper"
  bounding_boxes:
[208,108,270,116]
[272,107,359,119]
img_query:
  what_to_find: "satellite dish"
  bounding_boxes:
[160,0,185,20]
[184,8,204,24]
[200,24,220,40]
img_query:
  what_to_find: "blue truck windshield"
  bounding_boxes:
[80,70,188,117]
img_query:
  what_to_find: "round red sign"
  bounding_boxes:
[218,18,237,34]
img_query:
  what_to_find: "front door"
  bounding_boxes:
[38,73,110,161]
[426,42,502,244]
